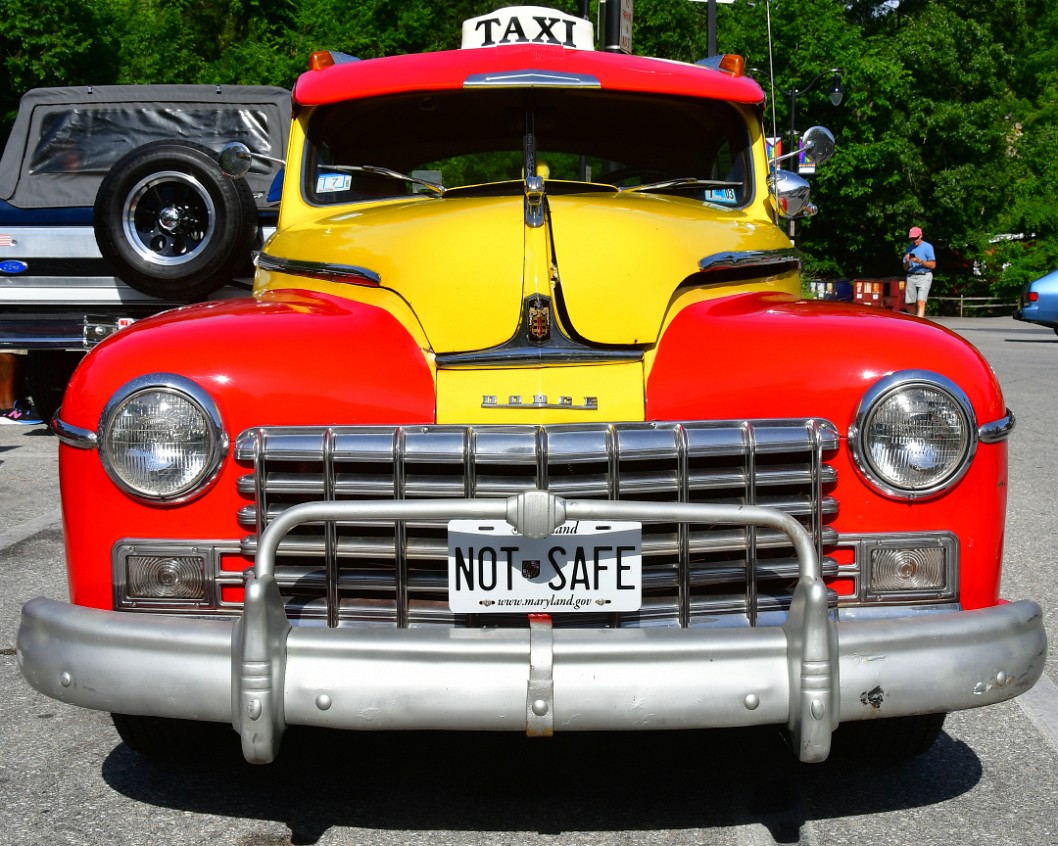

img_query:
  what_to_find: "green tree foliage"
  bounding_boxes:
[0,0,119,130]
[1,0,1056,299]
[716,0,1058,299]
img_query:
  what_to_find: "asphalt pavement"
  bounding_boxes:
[1,314,1056,846]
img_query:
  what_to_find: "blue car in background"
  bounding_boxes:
[1013,268,1058,334]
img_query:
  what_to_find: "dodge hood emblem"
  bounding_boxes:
[526,294,551,343]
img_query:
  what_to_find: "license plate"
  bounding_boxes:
[447,519,642,613]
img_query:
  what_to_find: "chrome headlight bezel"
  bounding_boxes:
[849,370,977,501]
[98,374,228,503]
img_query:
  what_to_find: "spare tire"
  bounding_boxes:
[93,140,258,302]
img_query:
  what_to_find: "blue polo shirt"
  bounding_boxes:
[906,239,935,274]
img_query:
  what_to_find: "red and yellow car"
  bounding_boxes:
[18,6,1045,764]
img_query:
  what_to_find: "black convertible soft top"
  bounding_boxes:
[0,84,290,210]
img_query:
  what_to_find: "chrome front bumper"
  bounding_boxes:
[18,493,1048,764]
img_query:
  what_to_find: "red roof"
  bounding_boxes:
[294,44,764,106]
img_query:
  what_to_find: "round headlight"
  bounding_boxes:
[851,371,976,499]
[99,375,228,502]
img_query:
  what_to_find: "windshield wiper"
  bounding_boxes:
[318,163,445,195]
[621,177,742,195]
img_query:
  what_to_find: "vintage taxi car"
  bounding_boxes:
[18,6,1046,764]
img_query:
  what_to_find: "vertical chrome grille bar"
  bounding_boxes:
[464,427,477,629]
[252,429,267,541]
[808,419,824,560]
[743,422,759,627]
[606,424,619,500]
[536,426,549,490]
[464,427,477,498]
[676,424,690,628]
[323,428,339,628]
[394,427,409,628]
[606,424,619,628]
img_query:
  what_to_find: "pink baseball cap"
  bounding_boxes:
[908,226,923,238]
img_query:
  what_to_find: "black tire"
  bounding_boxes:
[93,140,258,302]
[830,712,946,760]
[24,350,83,424]
[111,713,238,758]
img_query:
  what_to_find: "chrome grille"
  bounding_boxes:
[234,421,840,628]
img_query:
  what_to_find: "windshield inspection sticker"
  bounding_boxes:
[705,188,738,204]
[317,173,352,193]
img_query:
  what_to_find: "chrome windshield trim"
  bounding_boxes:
[256,254,382,286]
[979,409,1016,444]
[698,249,801,274]
[51,414,97,450]
[463,70,601,88]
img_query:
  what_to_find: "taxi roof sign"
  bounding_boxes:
[461,6,595,51]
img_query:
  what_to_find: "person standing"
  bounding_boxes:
[903,226,936,318]
[0,352,24,421]
[0,351,40,423]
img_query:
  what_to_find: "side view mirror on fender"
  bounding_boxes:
[219,141,285,179]
[219,141,255,179]
[767,126,835,219]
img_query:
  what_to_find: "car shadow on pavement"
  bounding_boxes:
[101,724,981,845]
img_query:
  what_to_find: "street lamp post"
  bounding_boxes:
[687,0,737,57]
[776,69,843,160]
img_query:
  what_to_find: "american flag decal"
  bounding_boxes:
[0,234,15,247]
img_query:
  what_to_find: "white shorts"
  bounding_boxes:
[906,272,933,303]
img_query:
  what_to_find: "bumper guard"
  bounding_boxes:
[18,492,1047,764]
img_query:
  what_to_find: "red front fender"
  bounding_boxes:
[59,290,436,609]
[647,295,1009,610]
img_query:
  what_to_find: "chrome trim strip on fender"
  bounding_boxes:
[51,414,97,449]
[979,408,1016,444]
[256,254,382,287]
[698,248,801,274]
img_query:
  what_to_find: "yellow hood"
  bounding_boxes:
[267,191,794,352]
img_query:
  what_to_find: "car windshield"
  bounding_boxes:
[303,87,753,206]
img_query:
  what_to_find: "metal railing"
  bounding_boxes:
[931,295,1017,317]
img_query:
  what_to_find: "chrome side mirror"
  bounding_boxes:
[766,126,833,220]
[769,169,818,220]
[800,126,835,167]
[767,126,836,169]
[219,141,285,179]
[219,142,253,179]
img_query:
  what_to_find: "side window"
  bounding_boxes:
[29,107,275,175]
